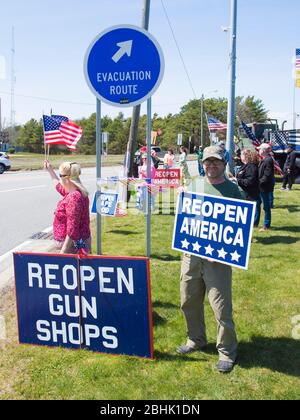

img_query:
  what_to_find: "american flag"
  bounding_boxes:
[270,131,289,152]
[241,121,261,148]
[43,115,83,150]
[207,116,227,131]
[288,130,300,151]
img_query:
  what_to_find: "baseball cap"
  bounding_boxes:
[202,146,225,162]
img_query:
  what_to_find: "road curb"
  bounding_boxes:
[0,238,56,291]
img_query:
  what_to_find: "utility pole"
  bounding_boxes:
[125,0,151,178]
[200,94,204,148]
[225,0,237,173]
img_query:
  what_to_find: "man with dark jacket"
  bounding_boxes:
[254,143,274,231]
[281,145,297,191]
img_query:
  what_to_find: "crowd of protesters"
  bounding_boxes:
[193,141,298,231]
[133,140,298,229]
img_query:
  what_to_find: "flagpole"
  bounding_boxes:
[293,83,296,130]
[205,112,212,145]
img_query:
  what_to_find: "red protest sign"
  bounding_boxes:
[154,169,180,188]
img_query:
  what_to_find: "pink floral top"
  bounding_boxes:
[53,183,91,242]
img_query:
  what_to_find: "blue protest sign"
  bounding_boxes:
[14,253,153,359]
[91,191,119,216]
[172,192,256,270]
[84,25,164,107]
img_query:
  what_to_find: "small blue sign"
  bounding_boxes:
[14,253,153,359]
[84,24,164,107]
[91,191,119,217]
[172,192,256,270]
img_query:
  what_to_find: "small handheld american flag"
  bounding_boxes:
[43,115,83,151]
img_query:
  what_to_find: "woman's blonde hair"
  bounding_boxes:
[241,149,259,165]
[59,162,89,197]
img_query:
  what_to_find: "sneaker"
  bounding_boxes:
[216,360,235,373]
[176,344,206,354]
[280,187,286,191]
[286,187,291,191]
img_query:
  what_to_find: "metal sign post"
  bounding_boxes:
[96,99,102,255]
[102,132,109,156]
[146,98,152,257]
[84,25,164,108]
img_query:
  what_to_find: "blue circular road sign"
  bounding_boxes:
[84,25,165,107]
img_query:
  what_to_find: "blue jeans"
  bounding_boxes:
[254,192,272,228]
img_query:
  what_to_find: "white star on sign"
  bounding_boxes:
[217,248,228,259]
[230,250,241,262]
[204,244,214,256]
[192,241,201,253]
[181,239,190,249]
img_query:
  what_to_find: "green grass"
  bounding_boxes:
[9,153,124,171]
[0,186,300,400]
[9,152,197,171]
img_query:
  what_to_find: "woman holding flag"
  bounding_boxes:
[44,160,91,254]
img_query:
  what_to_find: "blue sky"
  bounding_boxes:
[0,0,299,128]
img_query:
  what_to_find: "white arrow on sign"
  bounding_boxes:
[112,40,133,63]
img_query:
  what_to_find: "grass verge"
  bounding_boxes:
[8,153,124,171]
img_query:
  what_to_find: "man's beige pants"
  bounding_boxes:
[180,253,237,363]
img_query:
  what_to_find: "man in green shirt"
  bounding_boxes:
[177,146,242,373]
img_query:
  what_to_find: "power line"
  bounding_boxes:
[0,90,95,107]
[160,0,198,99]
[0,90,186,110]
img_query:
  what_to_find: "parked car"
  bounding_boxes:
[0,152,11,174]
[150,146,166,161]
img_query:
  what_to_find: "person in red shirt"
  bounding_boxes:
[44,160,91,254]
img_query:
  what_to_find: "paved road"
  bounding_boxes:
[0,160,198,256]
